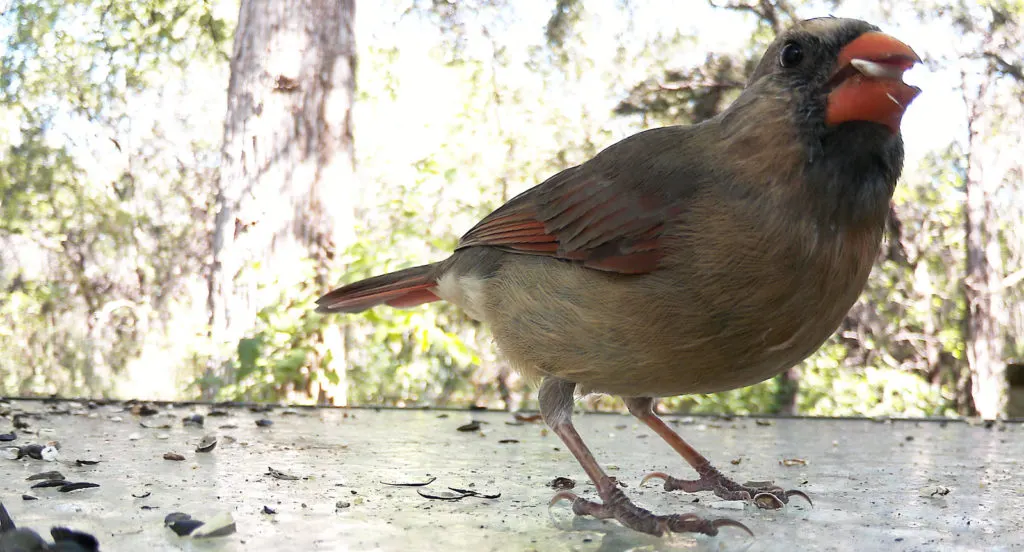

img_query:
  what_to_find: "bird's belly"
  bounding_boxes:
[483,251,868,399]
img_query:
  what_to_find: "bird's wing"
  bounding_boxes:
[456,133,691,274]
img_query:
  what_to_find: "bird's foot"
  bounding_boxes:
[549,481,752,537]
[641,464,811,510]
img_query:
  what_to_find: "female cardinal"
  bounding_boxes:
[317,17,920,536]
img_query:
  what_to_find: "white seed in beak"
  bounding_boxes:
[850,58,907,80]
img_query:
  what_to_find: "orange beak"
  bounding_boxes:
[825,32,922,133]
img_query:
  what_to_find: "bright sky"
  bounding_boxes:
[357,0,967,175]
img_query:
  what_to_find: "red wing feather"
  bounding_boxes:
[456,166,673,275]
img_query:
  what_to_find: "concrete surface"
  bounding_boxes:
[1,399,1022,552]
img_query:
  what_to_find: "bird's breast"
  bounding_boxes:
[648,208,884,395]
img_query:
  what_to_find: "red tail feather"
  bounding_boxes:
[315,264,439,313]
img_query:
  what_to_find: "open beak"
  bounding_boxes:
[825,32,922,133]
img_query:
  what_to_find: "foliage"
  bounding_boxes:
[0,0,232,396]
[2,0,1022,418]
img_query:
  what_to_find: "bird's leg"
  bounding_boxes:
[624,397,811,510]
[539,377,751,537]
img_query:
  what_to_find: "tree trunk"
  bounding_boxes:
[962,71,1008,420]
[208,0,356,401]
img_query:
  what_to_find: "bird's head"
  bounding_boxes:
[725,18,921,227]
[741,17,921,140]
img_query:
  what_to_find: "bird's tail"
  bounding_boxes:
[315,263,440,313]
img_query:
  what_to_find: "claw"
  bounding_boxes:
[640,471,671,487]
[752,491,785,510]
[785,489,813,507]
[712,517,755,538]
[548,491,580,508]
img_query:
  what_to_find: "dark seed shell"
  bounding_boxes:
[59,482,100,492]
[167,519,205,537]
[50,527,100,552]
[31,480,70,489]
[195,435,217,453]
[27,471,64,481]
[164,512,193,525]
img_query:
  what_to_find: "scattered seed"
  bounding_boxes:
[75,459,100,466]
[163,452,186,461]
[31,480,70,489]
[755,420,773,426]
[416,490,467,501]
[918,485,951,498]
[22,494,38,501]
[131,404,160,417]
[447,487,501,499]
[192,512,236,538]
[24,444,45,459]
[255,419,273,427]
[0,502,14,531]
[166,518,204,537]
[381,476,437,487]
[266,467,300,480]
[707,500,746,510]
[0,432,15,442]
[262,506,277,515]
[41,446,59,461]
[780,458,807,467]
[27,471,64,481]
[182,414,205,428]
[50,527,100,551]
[417,487,500,501]
[335,501,351,509]
[498,439,519,444]
[457,421,482,432]
[13,414,30,429]
[549,477,575,490]
[195,435,217,453]
[164,512,193,525]
[132,491,151,499]
[59,482,100,493]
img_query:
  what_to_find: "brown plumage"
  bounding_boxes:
[318,17,920,536]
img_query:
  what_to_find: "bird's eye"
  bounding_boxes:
[779,41,804,68]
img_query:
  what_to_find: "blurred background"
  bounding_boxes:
[0,0,1021,418]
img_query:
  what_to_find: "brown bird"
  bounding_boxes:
[317,17,920,536]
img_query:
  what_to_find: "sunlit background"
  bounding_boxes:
[1,0,1021,418]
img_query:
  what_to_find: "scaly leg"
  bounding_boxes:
[539,378,751,537]
[623,397,811,509]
